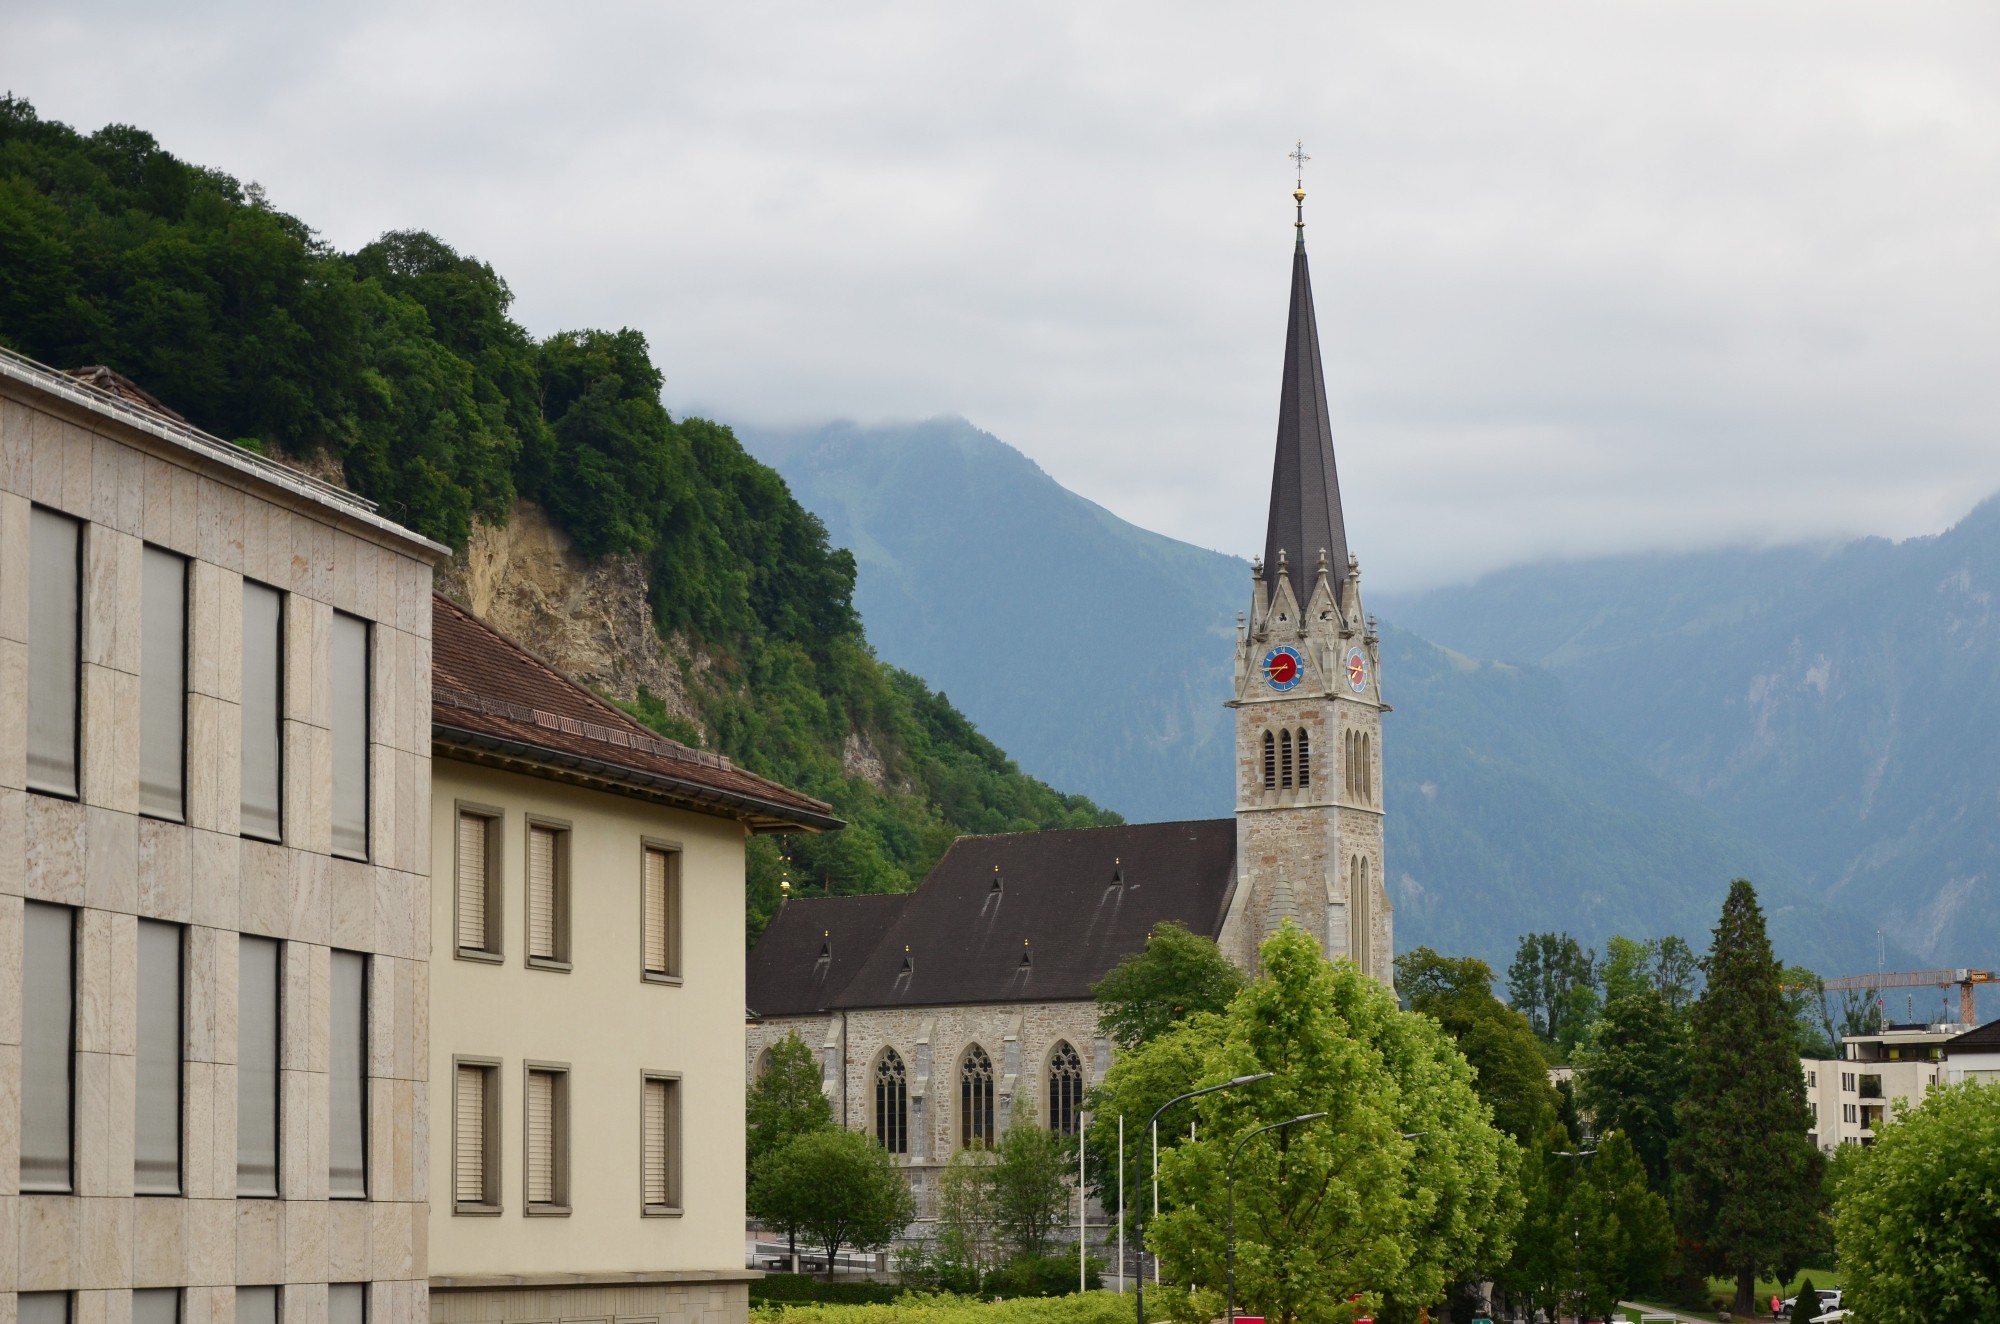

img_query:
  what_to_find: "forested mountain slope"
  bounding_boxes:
[0,97,1114,944]
[744,419,1897,972]
[1384,497,2000,968]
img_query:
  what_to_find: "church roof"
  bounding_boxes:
[746,819,1238,1015]
[746,892,912,1018]
[1261,231,1351,609]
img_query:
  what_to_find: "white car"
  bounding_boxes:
[1779,1288,1842,1318]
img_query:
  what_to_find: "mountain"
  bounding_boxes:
[1383,496,2000,970]
[742,419,1893,972]
[0,97,1117,946]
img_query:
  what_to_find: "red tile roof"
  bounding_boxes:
[432,595,840,832]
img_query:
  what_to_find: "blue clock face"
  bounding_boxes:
[1345,647,1369,692]
[1263,645,1304,691]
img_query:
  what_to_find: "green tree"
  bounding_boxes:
[1779,965,1838,1059]
[992,1101,1076,1261]
[1398,947,1561,1146]
[747,1032,833,1172]
[1574,988,1689,1189]
[934,1142,1001,1283]
[748,1128,914,1278]
[1673,880,1824,1316]
[1081,1011,1227,1246]
[1833,1082,2000,1322]
[1507,932,1602,1060]
[1092,921,1246,1051]
[1138,925,1519,1324]
[1574,1131,1675,1312]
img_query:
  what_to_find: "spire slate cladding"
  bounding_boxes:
[1261,235,1351,609]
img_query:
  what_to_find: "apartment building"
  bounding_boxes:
[1943,1020,2000,1084]
[425,598,837,1324]
[1,354,445,1324]
[1802,1021,1960,1150]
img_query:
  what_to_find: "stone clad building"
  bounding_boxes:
[745,200,1395,1227]
[0,350,446,1324]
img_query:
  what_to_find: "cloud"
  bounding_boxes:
[10,0,2000,589]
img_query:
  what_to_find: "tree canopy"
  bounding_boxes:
[1507,932,1602,1061]
[1092,921,1246,1051]
[1397,946,1561,1147]
[748,1128,914,1274]
[747,1032,834,1172]
[1574,987,1689,1189]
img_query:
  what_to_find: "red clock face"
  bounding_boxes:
[1345,648,1368,691]
[1263,645,1303,690]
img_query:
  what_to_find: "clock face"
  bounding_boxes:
[1263,645,1304,691]
[1345,647,1369,692]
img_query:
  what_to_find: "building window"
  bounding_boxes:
[236,1287,279,1324]
[875,1050,909,1154]
[133,1290,179,1324]
[21,900,75,1192]
[327,1286,366,1324]
[961,1045,995,1149]
[330,612,370,859]
[1844,1103,1857,1124]
[1048,1041,1084,1137]
[330,949,368,1199]
[1296,729,1310,787]
[1280,729,1294,788]
[1261,730,1275,789]
[454,1058,500,1212]
[1807,1069,1817,1087]
[239,581,285,841]
[454,805,502,957]
[1361,733,1372,802]
[19,1295,70,1324]
[525,1064,569,1211]
[140,546,188,820]
[27,507,81,798]
[642,844,681,981]
[237,935,281,1197]
[526,820,570,968]
[136,919,183,1194]
[642,1072,682,1213]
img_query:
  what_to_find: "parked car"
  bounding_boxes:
[1779,1288,1841,1318]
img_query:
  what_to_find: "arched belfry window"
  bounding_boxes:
[1297,730,1311,787]
[1047,1041,1084,1137]
[1361,732,1373,803]
[1280,730,1294,788]
[1261,731,1276,790]
[875,1049,909,1154]
[960,1045,995,1149]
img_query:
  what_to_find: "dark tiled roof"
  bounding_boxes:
[789,819,1237,1010]
[63,365,186,421]
[747,893,912,1018]
[432,595,839,832]
[1947,1019,2000,1053]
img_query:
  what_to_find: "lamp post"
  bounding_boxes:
[1133,1073,1272,1324]
[1225,1113,1326,1324]
[1551,1148,1596,1323]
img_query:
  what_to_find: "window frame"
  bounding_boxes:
[1046,1040,1085,1138]
[132,1289,180,1324]
[451,1054,502,1216]
[25,505,82,801]
[639,1069,683,1217]
[20,899,76,1193]
[329,610,372,861]
[640,838,683,985]
[453,801,505,963]
[959,1044,996,1150]
[523,815,572,971]
[327,1285,367,1324]
[18,1293,73,1324]
[134,918,185,1196]
[522,1060,572,1215]
[138,544,190,823]
[238,579,286,844]
[328,947,369,1201]
[873,1049,909,1156]
[235,934,283,1199]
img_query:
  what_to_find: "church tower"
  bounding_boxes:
[1223,180,1392,985]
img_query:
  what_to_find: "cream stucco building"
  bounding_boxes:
[0,352,445,1324]
[425,598,837,1324]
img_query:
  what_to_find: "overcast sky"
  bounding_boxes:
[11,2,2000,589]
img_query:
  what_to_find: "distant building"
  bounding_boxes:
[1802,1022,1961,1149]
[1943,1019,2000,1084]
[744,193,1394,1237]
[426,598,837,1324]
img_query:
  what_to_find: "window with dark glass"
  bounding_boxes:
[240,582,284,841]
[27,507,81,798]
[875,1050,908,1154]
[1048,1041,1084,1136]
[140,546,188,820]
[960,1045,995,1149]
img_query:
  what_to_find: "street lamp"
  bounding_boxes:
[1134,1073,1273,1324]
[1551,1148,1597,1324]
[1225,1112,1326,1324]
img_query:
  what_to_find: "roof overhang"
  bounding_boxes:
[434,723,843,833]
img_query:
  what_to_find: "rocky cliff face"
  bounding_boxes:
[436,499,705,732]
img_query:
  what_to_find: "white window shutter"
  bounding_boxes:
[454,1065,485,1204]
[528,827,558,960]
[526,1069,556,1203]
[456,813,488,950]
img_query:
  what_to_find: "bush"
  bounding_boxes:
[749,1277,903,1307]
[986,1255,1103,1299]
[748,1291,1132,1324]
[1792,1275,1817,1319]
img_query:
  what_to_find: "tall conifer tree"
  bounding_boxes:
[1672,881,1823,1315]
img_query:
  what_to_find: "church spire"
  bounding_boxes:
[1262,154,1350,611]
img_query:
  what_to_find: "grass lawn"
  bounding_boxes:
[1623,1265,1841,1321]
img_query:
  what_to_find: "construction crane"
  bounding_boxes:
[1820,969,1994,1025]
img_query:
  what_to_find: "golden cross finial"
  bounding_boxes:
[1290,140,1310,237]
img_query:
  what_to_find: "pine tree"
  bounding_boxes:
[1672,881,1824,1317]
[1792,1275,1818,1319]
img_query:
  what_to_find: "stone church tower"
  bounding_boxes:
[1221,190,1393,984]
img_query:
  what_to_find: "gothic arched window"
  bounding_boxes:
[1047,1042,1084,1137]
[960,1045,995,1149]
[1280,730,1294,788]
[875,1049,909,1154]
[1361,732,1372,802]
[1297,730,1311,787]
[1261,731,1276,790]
